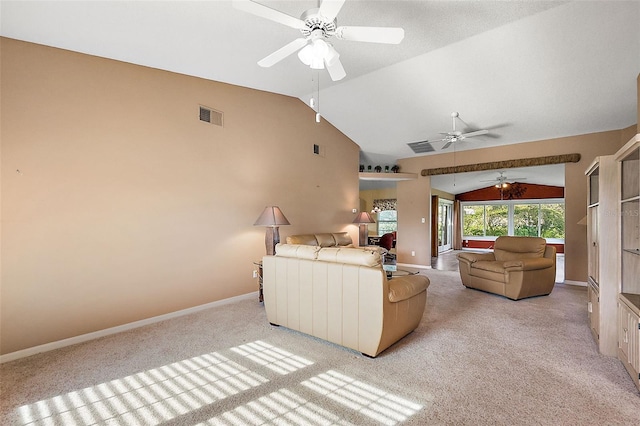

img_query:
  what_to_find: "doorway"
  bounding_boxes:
[438,199,453,253]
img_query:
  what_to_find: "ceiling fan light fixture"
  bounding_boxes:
[298,39,329,69]
[298,44,313,65]
[310,57,325,69]
[325,44,339,65]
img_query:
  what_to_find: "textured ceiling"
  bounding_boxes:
[2,0,639,193]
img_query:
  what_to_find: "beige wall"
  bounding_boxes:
[397,128,637,281]
[0,38,360,355]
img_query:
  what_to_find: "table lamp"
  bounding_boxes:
[254,206,290,255]
[353,211,375,247]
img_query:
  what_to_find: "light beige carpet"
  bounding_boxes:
[2,269,639,425]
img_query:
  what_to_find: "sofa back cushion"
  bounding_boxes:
[332,232,353,246]
[315,233,337,247]
[286,232,354,247]
[316,247,381,267]
[286,234,319,245]
[275,244,381,267]
[275,243,319,259]
[493,236,546,261]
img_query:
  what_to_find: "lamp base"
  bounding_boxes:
[359,224,368,247]
[265,226,280,256]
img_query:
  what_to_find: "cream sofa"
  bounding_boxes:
[457,236,556,300]
[262,244,430,357]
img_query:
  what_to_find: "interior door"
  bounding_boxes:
[438,200,453,253]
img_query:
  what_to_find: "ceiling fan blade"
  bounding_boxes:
[233,0,306,30]
[325,52,346,81]
[319,0,346,22]
[461,129,489,138]
[257,38,308,67]
[441,141,453,150]
[335,26,405,44]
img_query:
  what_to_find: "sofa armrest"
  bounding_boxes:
[457,252,495,264]
[503,257,554,271]
[388,275,430,302]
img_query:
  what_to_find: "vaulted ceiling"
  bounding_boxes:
[2,1,639,193]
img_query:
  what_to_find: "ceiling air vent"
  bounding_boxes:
[407,141,435,154]
[199,106,223,127]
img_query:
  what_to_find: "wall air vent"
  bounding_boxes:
[199,106,223,127]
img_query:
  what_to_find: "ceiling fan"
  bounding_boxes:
[232,0,405,81]
[481,171,527,188]
[408,112,489,153]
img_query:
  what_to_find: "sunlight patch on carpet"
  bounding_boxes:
[230,340,314,375]
[16,342,424,426]
[196,388,354,426]
[302,370,423,426]
[17,351,268,425]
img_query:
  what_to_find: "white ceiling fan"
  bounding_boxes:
[408,112,489,153]
[481,171,527,187]
[232,0,405,81]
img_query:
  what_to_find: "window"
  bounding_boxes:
[462,200,564,240]
[540,203,565,238]
[514,204,539,236]
[462,204,508,237]
[462,205,485,236]
[486,204,509,236]
[377,210,397,234]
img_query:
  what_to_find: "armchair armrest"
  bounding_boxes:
[388,275,430,302]
[457,252,495,264]
[503,257,554,271]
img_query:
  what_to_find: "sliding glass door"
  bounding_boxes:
[438,199,453,253]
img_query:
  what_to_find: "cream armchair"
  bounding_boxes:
[457,236,556,300]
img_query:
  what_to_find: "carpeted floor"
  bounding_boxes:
[2,269,639,425]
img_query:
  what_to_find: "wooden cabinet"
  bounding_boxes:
[618,295,640,391]
[585,156,619,356]
[615,134,640,392]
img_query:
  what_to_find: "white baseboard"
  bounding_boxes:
[563,280,587,287]
[0,292,259,364]
[397,263,431,269]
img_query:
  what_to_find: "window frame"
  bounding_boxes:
[377,210,398,235]
[461,198,565,244]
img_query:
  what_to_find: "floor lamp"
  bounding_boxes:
[353,211,375,247]
[254,206,291,255]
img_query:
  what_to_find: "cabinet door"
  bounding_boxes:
[588,284,599,341]
[619,302,630,359]
[630,310,640,374]
[587,206,599,283]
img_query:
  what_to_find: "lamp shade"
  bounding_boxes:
[254,206,291,227]
[353,211,375,224]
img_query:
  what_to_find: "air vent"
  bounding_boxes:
[199,106,223,127]
[407,141,435,154]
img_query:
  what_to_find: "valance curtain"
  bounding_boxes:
[373,199,397,211]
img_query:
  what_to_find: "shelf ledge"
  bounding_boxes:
[359,172,417,181]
